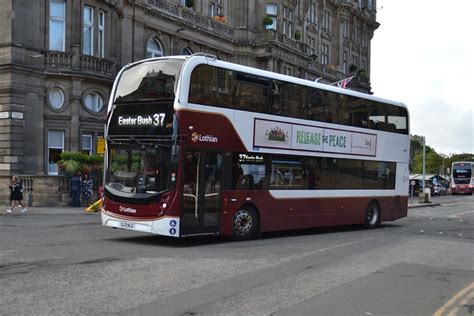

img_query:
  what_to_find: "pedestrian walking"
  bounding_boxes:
[4,175,27,214]
[81,173,93,207]
[70,172,82,207]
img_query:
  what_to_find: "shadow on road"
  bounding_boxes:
[105,223,403,247]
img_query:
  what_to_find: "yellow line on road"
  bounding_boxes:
[433,281,474,316]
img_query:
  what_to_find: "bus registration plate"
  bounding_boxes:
[120,221,135,229]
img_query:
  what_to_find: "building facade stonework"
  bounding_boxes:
[0,0,378,177]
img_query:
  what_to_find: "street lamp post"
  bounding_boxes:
[422,136,426,192]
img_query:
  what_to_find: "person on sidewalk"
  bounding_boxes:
[70,172,82,207]
[4,175,27,214]
[81,173,93,207]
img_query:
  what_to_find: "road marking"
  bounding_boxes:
[443,202,467,207]
[0,249,15,257]
[433,281,474,316]
[448,210,474,218]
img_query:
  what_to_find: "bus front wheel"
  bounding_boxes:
[364,201,380,229]
[232,207,258,241]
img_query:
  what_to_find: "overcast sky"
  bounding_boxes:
[371,0,474,156]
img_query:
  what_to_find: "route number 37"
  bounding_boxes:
[153,113,166,126]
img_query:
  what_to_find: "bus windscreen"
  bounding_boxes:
[114,59,184,103]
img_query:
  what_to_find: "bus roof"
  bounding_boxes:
[117,54,407,111]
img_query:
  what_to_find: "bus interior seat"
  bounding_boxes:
[236,174,254,190]
[375,121,388,131]
[387,123,397,132]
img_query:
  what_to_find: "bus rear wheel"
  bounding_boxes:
[232,207,258,241]
[364,201,380,229]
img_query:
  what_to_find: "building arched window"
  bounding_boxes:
[180,47,193,55]
[146,38,163,58]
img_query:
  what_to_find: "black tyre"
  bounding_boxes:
[232,207,258,241]
[364,201,380,229]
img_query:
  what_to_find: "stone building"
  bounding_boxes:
[0,0,378,204]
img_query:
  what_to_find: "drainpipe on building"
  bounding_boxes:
[132,0,136,62]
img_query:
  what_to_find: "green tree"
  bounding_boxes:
[409,136,423,172]
[410,135,442,174]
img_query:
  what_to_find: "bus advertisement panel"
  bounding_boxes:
[101,54,410,240]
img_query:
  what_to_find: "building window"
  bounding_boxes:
[266,4,277,30]
[49,0,66,51]
[354,26,360,43]
[47,87,65,110]
[81,133,93,155]
[362,32,368,48]
[146,39,163,58]
[352,55,359,68]
[180,47,193,55]
[309,2,317,24]
[323,10,330,31]
[98,11,105,58]
[84,92,104,113]
[343,51,348,73]
[342,20,349,38]
[321,43,329,65]
[83,6,94,55]
[48,130,64,175]
[367,0,373,10]
[283,7,293,37]
[307,37,316,56]
[209,1,222,17]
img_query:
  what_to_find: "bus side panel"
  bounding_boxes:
[176,110,246,152]
[382,195,408,221]
[219,192,406,236]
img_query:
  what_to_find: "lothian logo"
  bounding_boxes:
[191,132,218,143]
[119,205,137,214]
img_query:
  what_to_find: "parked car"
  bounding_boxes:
[433,184,447,196]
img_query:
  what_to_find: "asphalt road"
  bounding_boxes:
[0,194,473,315]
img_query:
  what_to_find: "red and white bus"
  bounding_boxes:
[450,162,473,195]
[101,54,410,240]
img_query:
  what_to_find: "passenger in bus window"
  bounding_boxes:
[231,161,244,189]
[308,169,320,189]
[143,154,159,176]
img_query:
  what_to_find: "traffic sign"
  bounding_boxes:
[97,137,105,154]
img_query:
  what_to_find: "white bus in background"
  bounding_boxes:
[450,162,473,195]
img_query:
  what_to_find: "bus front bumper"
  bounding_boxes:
[101,210,180,237]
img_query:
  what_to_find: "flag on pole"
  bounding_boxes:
[331,75,356,89]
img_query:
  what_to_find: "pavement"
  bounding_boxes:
[1,206,99,216]
[2,196,440,216]
[408,199,441,208]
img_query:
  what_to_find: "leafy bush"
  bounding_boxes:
[295,31,302,40]
[62,159,80,175]
[58,151,104,175]
[263,16,273,26]
[60,152,72,160]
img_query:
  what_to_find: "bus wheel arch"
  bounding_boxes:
[232,204,260,241]
[364,200,381,229]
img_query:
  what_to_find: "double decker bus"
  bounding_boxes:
[450,162,473,194]
[102,54,410,240]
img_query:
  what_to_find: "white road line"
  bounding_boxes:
[448,210,474,218]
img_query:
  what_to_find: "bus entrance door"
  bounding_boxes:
[181,150,222,235]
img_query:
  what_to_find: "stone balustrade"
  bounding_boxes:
[44,51,114,79]
[0,175,71,207]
